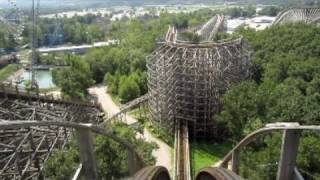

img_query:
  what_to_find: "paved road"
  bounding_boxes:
[88,85,172,172]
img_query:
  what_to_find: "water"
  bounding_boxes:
[21,70,56,89]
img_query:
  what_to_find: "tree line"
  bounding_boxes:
[216,23,320,179]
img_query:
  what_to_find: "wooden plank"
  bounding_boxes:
[277,130,300,180]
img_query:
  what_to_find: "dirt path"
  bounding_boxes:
[88,85,172,171]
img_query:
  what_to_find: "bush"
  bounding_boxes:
[118,76,141,103]
[52,55,94,99]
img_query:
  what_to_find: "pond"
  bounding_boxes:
[20,70,56,89]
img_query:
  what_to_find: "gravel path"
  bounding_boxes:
[88,85,172,171]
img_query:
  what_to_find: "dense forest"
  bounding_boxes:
[216,24,320,179]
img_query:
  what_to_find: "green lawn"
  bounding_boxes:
[0,64,19,82]
[190,141,233,177]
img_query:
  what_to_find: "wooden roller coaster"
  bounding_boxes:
[1,8,320,180]
[147,15,250,138]
[273,7,320,25]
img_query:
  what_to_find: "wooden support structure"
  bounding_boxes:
[0,89,104,179]
[231,149,240,174]
[76,128,98,180]
[128,150,143,176]
[147,31,250,138]
[273,8,320,25]
[277,130,300,180]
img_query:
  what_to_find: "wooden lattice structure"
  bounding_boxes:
[0,87,103,179]
[273,8,320,25]
[195,14,227,41]
[147,16,250,138]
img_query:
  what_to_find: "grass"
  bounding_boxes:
[190,141,233,177]
[0,64,19,82]
[128,105,148,117]
[128,106,174,147]
[146,121,174,147]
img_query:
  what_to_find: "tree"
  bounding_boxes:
[216,24,320,179]
[43,141,79,180]
[52,55,94,99]
[258,6,281,16]
[118,76,141,103]
[104,72,121,94]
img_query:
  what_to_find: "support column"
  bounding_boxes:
[277,130,300,180]
[128,150,142,175]
[76,128,98,180]
[231,149,240,174]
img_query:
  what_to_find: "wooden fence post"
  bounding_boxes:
[277,130,300,180]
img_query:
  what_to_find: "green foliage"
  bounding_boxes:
[227,6,256,18]
[258,6,281,16]
[44,122,157,179]
[219,24,320,139]
[190,141,232,176]
[239,133,282,179]
[44,141,79,180]
[217,23,320,179]
[297,133,320,178]
[22,14,108,47]
[104,72,119,94]
[39,53,69,66]
[180,32,201,43]
[0,29,17,51]
[118,75,141,103]
[0,64,19,82]
[52,55,94,99]
[146,121,174,147]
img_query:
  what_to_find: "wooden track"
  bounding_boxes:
[273,8,320,25]
[196,167,241,180]
[132,166,171,180]
[174,122,191,180]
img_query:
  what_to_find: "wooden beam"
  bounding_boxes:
[277,130,300,180]
[76,128,98,180]
[231,149,240,174]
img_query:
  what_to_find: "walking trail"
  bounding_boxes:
[88,85,172,172]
